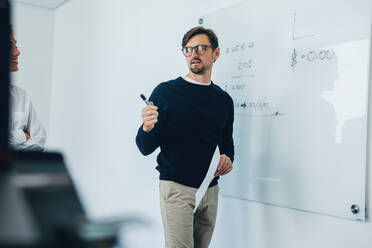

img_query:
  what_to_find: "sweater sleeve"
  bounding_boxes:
[219,95,235,162]
[135,84,166,156]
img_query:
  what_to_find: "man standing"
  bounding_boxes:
[136,26,234,248]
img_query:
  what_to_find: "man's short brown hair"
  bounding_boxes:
[182,26,219,50]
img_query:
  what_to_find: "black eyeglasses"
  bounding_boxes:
[182,45,213,57]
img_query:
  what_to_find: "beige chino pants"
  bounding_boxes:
[159,180,219,248]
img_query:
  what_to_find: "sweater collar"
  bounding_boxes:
[182,75,211,86]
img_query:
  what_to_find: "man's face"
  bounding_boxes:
[9,34,20,72]
[185,34,219,75]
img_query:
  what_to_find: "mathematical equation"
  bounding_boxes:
[230,59,254,79]
[224,83,246,91]
[223,89,282,116]
[235,59,253,71]
[233,98,269,112]
[225,42,255,54]
[291,48,335,68]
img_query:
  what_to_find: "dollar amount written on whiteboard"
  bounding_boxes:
[291,48,335,69]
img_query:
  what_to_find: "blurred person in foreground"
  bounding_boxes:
[8,26,46,151]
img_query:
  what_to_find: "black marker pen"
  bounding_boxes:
[140,94,151,106]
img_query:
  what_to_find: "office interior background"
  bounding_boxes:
[8,0,372,247]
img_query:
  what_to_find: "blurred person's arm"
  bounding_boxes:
[17,100,46,151]
[9,86,46,151]
[9,129,27,146]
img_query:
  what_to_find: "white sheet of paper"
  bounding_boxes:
[194,146,220,213]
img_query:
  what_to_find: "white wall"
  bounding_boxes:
[11,3,54,134]
[47,0,372,247]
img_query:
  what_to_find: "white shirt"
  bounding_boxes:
[182,75,211,86]
[9,85,46,151]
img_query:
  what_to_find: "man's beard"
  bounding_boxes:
[189,57,209,74]
[190,66,206,74]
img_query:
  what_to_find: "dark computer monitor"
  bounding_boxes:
[0,152,87,248]
[0,152,123,248]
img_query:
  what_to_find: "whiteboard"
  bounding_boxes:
[202,0,371,220]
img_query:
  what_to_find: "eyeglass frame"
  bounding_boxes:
[181,45,214,57]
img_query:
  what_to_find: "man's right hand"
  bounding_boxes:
[141,101,159,132]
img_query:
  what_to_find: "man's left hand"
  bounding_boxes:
[214,154,233,177]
